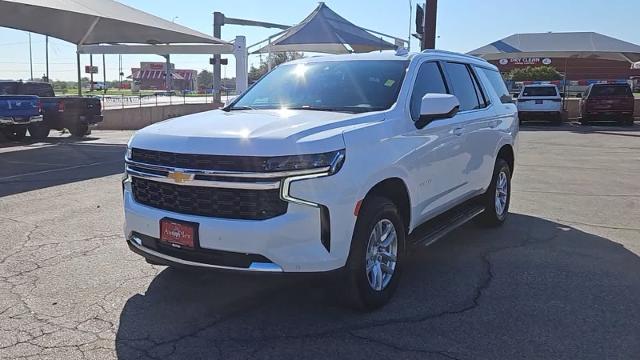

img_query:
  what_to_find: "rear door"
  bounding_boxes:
[442,62,497,198]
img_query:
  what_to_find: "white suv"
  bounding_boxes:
[122,50,518,310]
[516,84,563,124]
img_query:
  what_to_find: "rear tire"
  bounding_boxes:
[477,158,512,227]
[580,116,590,126]
[2,126,27,141]
[552,112,562,126]
[28,123,50,140]
[69,123,89,138]
[343,196,405,311]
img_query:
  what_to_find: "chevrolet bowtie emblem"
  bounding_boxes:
[167,171,193,183]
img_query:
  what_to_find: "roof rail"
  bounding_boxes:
[421,49,489,62]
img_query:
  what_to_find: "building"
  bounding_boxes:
[469,32,640,86]
[130,62,197,91]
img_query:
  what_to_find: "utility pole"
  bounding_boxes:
[422,0,438,50]
[28,32,33,80]
[45,35,49,82]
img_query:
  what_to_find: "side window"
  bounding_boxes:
[409,62,448,121]
[480,67,513,104]
[444,62,482,111]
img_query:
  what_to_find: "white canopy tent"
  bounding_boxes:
[0,0,249,95]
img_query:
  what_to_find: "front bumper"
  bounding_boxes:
[123,176,352,273]
[0,115,43,125]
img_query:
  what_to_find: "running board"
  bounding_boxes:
[409,203,485,247]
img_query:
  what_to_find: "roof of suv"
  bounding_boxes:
[286,50,495,70]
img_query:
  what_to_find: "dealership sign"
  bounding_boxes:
[499,58,552,66]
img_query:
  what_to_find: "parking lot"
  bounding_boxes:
[0,124,639,359]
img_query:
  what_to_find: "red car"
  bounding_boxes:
[580,84,635,126]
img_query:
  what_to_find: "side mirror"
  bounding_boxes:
[560,92,565,98]
[576,93,583,98]
[415,94,460,129]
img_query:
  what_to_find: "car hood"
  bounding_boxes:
[129,109,382,156]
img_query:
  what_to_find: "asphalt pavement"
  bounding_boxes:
[0,123,639,359]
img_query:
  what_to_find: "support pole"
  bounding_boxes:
[102,54,107,94]
[213,12,224,102]
[234,36,248,96]
[28,32,33,80]
[76,51,82,96]
[90,54,94,92]
[422,0,438,50]
[45,35,49,82]
[164,55,172,91]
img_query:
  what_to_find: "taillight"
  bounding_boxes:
[58,101,65,113]
[37,100,42,114]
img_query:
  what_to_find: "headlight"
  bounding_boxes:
[125,147,132,160]
[264,149,345,174]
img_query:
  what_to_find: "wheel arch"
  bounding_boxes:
[497,144,515,175]
[361,177,411,234]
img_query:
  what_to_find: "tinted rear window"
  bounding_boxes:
[19,83,54,97]
[590,85,632,97]
[0,82,17,95]
[522,86,557,97]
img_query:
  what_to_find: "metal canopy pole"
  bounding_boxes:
[164,55,171,91]
[213,12,224,102]
[234,36,248,95]
[45,35,49,82]
[76,50,82,96]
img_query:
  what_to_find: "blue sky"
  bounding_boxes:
[0,0,638,81]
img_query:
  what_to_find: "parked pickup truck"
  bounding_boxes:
[0,81,103,140]
[122,50,518,310]
[580,83,635,126]
[0,95,43,141]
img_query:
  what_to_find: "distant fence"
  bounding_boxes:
[99,93,227,110]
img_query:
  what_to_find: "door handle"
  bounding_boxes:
[453,127,464,136]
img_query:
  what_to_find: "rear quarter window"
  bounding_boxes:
[19,83,55,97]
[479,68,512,104]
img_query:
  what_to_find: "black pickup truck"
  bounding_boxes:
[0,81,103,140]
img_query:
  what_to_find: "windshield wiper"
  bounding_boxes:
[223,105,256,112]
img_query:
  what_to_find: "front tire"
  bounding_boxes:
[478,158,512,227]
[2,126,27,141]
[344,196,405,311]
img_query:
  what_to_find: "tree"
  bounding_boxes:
[197,70,213,89]
[507,66,562,81]
[249,51,305,82]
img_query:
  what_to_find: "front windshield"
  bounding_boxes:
[231,60,409,113]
